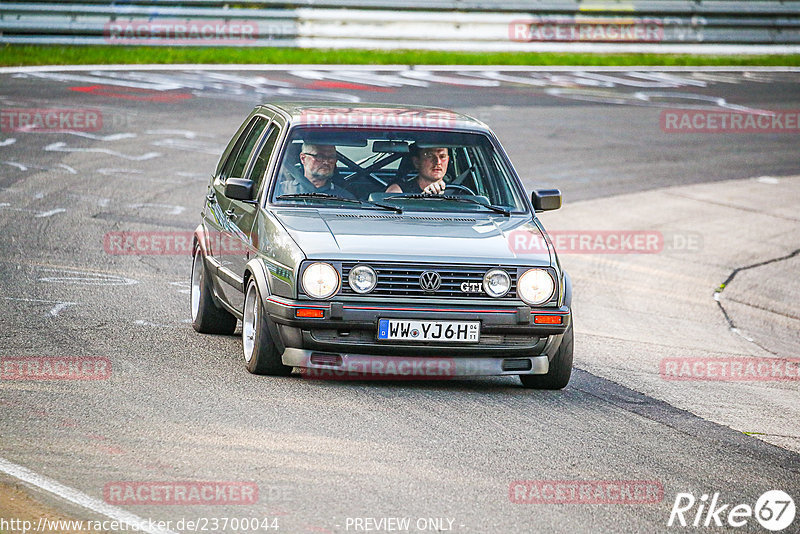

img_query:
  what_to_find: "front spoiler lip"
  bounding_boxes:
[283,348,550,377]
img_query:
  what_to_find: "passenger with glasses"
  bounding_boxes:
[275,143,355,199]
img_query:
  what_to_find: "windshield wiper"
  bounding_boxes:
[363,200,403,214]
[276,193,402,214]
[276,192,362,203]
[383,194,510,216]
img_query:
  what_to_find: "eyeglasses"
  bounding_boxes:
[302,152,337,162]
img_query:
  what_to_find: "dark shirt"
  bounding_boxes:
[275,172,355,200]
[392,178,427,194]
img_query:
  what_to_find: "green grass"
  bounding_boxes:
[2,45,800,67]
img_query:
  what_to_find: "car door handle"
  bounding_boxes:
[225,208,238,220]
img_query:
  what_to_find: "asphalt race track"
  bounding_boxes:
[0,66,799,533]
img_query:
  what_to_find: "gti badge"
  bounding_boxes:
[460,282,483,294]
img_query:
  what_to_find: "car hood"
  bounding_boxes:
[272,209,552,265]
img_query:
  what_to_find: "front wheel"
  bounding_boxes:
[520,323,573,390]
[242,279,292,376]
[190,247,237,335]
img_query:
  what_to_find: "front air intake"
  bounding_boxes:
[502,359,533,371]
[310,353,343,366]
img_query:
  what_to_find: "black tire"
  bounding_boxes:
[242,279,292,376]
[520,322,573,390]
[190,247,237,335]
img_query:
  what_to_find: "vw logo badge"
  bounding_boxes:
[419,271,442,292]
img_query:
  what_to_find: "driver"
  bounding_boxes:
[386,144,447,195]
[276,143,355,199]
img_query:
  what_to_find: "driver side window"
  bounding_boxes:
[219,116,268,183]
[245,123,280,198]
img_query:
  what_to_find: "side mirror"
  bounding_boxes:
[225,178,255,202]
[531,189,562,212]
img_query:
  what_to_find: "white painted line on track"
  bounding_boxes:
[144,129,212,139]
[57,163,78,174]
[2,296,78,317]
[63,131,137,141]
[1,161,27,171]
[132,319,178,328]
[0,204,66,217]
[44,142,161,161]
[97,167,143,176]
[37,268,139,286]
[0,65,799,74]
[0,457,178,534]
[126,202,186,215]
[415,65,800,73]
[47,301,75,317]
[1,64,411,73]
[35,208,67,218]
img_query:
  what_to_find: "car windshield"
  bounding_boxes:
[270,128,527,213]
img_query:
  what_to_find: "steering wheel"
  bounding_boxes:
[444,183,476,196]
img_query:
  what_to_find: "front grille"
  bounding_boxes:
[340,262,518,299]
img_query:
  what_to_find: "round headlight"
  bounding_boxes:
[517,269,555,305]
[348,264,377,294]
[483,268,511,298]
[302,262,339,299]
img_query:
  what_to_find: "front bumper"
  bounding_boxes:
[284,348,550,378]
[264,295,571,376]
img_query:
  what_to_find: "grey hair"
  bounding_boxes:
[301,142,335,153]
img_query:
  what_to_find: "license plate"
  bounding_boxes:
[377,319,480,343]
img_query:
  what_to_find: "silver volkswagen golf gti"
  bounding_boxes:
[191,103,573,389]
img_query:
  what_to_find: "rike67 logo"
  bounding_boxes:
[668,490,795,531]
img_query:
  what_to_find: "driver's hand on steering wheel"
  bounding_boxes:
[421,179,446,195]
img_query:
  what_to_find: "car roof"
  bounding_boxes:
[259,102,491,132]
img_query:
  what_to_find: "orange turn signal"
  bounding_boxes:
[296,308,324,318]
[534,315,562,325]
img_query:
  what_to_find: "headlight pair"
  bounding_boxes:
[301,262,377,298]
[484,268,554,304]
[301,262,554,304]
